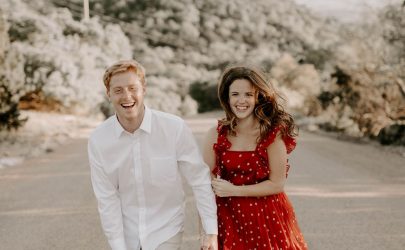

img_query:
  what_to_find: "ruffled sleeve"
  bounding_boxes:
[212,122,231,176]
[255,126,297,178]
[213,123,231,154]
[257,126,296,155]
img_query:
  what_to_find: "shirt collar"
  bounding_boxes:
[112,106,152,138]
[140,106,152,134]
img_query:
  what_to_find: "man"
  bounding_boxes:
[88,60,218,250]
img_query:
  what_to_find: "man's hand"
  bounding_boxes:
[200,234,218,250]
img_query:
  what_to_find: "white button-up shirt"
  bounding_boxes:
[88,107,217,250]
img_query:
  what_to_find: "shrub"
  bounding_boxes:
[189,81,221,113]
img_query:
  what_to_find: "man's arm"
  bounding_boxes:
[176,121,218,247]
[88,138,127,250]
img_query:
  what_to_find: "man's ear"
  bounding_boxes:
[106,89,111,100]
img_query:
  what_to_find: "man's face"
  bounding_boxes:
[107,70,145,123]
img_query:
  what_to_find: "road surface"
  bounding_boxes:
[0,115,404,250]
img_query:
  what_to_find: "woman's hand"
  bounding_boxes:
[211,178,239,197]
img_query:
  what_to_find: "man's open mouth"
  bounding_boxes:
[121,102,135,109]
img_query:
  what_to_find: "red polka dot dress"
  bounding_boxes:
[212,124,307,250]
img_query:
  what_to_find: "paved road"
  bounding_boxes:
[0,116,404,250]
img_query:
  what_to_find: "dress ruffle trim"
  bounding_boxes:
[212,122,297,177]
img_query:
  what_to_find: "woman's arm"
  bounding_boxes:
[212,132,287,197]
[202,126,218,176]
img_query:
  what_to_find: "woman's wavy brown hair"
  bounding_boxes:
[217,64,298,142]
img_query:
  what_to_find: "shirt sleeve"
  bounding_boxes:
[176,121,218,235]
[88,137,127,250]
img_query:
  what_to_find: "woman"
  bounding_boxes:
[203,65,307,249]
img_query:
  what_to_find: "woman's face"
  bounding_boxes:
[228,79,256,120]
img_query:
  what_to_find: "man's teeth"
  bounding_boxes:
[121,103,135,108]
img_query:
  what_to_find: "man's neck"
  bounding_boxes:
[117,107,145,134]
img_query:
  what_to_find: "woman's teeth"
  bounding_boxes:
[236,106,248,111]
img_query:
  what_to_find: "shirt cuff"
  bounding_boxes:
[202,218,218,235]
[108,236,127,250]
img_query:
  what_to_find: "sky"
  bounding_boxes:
[293,0,403,22]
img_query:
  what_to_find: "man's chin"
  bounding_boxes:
[117,111,139,120]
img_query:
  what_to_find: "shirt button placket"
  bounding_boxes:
[133,132,146,241]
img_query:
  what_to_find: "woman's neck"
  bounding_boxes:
[235,116,259,134]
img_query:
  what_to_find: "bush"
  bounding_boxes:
[0,0,132,131]
[189,81,221,113]
[0,76,27,130]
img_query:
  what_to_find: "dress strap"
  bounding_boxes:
[256,126,297,154]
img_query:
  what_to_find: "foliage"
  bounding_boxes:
[1,0,404,144]
[189,81,221,113]
[0,0,132,130]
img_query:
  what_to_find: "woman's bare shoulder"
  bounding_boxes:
[206,125,218,143]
